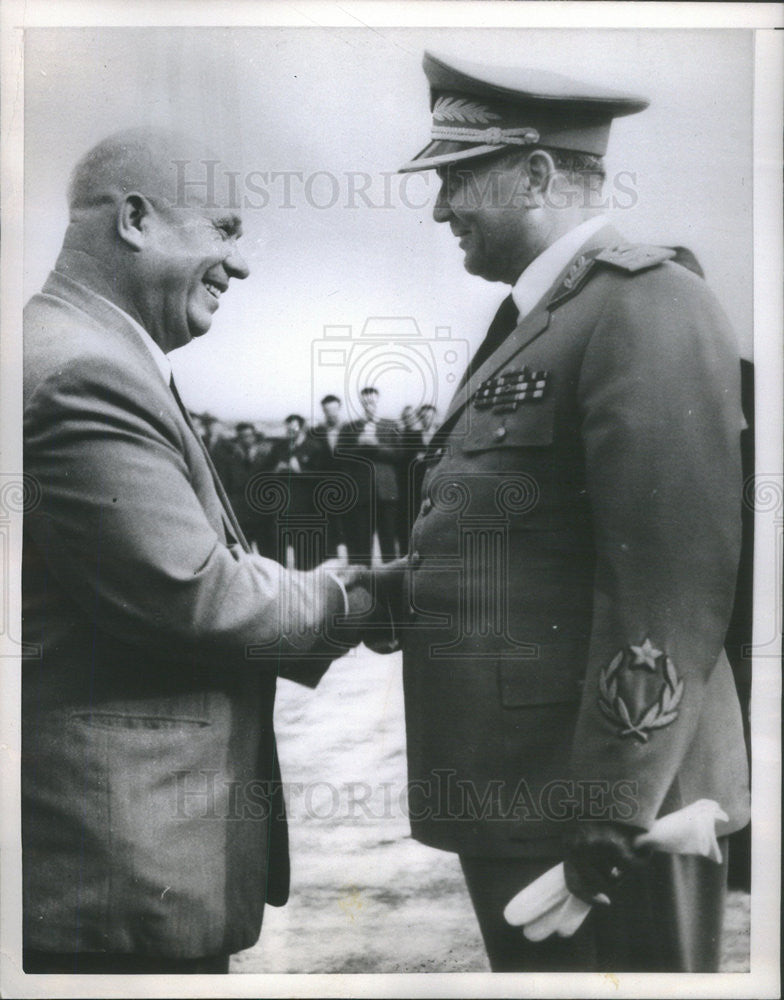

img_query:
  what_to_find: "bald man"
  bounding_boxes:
[22,129,374,974]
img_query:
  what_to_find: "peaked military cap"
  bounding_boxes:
[399,50,649,172]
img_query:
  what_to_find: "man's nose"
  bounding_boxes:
[432,183,453,224]
[225,246,250,280]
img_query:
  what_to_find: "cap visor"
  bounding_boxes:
[398,139,508,173]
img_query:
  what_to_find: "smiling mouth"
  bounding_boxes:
[203,279,226,300]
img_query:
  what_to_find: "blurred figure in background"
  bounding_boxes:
[337,386,401,565]
[310,394,348,563]
[396,404,426,553]
[271,414,324,569]
[213,421,276,559]
[199,411,221,453]
[312,394,343,460]
[406,404,439,549]
[417,403,438,447]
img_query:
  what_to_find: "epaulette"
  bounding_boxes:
[547,243,676,310]
[594,243,677,272]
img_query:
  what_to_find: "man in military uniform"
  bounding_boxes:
[390,52,750,972]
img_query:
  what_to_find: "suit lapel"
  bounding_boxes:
[169,380,250,551]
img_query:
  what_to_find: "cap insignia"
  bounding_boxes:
[433,96,502,125]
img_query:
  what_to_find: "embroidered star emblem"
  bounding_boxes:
[629,638,663,670]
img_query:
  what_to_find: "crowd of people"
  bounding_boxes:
[190,389,439,570]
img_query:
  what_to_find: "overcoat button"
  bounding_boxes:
[493,425,507,441]
[420,498,433,515]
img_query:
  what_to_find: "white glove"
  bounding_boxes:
[504,799,729,940]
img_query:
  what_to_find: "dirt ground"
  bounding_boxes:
[232,648,750,975]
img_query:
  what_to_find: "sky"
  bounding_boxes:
[23,26,754,427]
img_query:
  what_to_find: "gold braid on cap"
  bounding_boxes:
[430,125,540,146]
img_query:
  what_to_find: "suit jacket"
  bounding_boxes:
[268,434,327,518]
[309,423,341,467]
[402,225,750,858]
[308,424,348,544]
[337,418,402,503]
[22,266,346,956]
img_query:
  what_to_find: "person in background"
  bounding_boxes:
[312,394,343,460]
[337,386,402,565]
[396,404,426,552]
[199,411,220,452]
[407,403,439,544]
[213,421,275,558]
[270,414,325,569]
[310,394,348,562]
[417,403,438,447]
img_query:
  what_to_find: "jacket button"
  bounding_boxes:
[420,498,432,515]
[410,551,422,568]
[493,425,507,441]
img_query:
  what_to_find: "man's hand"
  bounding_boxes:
[563,821,648,905]
[328,559,408,654]
[364,558,409,653]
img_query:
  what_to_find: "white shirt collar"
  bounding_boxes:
[511,214,609,322]
[93,292,172,384]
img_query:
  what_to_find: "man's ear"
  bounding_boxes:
[524,149,558,201]
[117,193,151,250]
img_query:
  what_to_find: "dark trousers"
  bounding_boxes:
[23,950,230,974]
[376,500,398,563]
[344,500,398,566]
[460,839,729,972]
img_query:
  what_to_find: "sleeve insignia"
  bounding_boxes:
[597,639,684,742]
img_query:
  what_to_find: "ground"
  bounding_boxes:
[232,648,750,974]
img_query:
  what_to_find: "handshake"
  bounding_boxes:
[320,557,410,655]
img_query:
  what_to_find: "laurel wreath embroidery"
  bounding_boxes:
[433,96,502,124]
[597,649,684,742]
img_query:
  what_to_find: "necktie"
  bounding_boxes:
[168,375,249,551]
[456,294,519,391]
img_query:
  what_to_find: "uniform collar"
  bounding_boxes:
[512,214,609,321]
